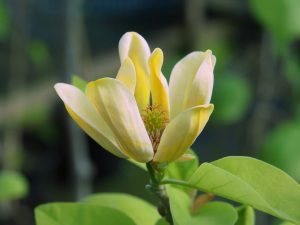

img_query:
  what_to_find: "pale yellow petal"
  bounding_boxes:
[54,83,126,158]
[119,32,151,111]
[86,78,153,162]
[116,58,136,95]
[169,50,215,119]
[154,104,214,162]
[149,48,170,119]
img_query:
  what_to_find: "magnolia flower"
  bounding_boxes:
[55,32,215,163]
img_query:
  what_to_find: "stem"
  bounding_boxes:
[146,162,174,225]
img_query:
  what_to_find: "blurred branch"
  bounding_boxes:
[63,0,93,200]
[246,33,279,154]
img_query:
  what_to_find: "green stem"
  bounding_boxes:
[146,162,173,225]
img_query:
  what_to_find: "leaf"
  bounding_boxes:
[166,149,199,181]
[190,202,238,225]
[166,185,192,225]
[83,193,160,225]
[71,75,87,92]
[212,74,251,125]
[250,0,300,47]
[35,203,137,225]
[0,171,28,201]
[188,156,300,224]
[261,120,300,181]
[155,218,169,225]
[167,185,238,225]
[235,206,255,225]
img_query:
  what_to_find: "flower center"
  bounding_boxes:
[142,104,169,152]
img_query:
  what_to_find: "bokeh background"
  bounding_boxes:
[1,0,300,225]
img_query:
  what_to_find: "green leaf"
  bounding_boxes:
[191,202,238,225]
[71,75,87,92]
[235,206,255,225]
[155,218,169,225]
[0,0,11,41]
[166,149,199,181]
[250,0,300,47]
[212,74,251,125]
[167,185,238,225]
[188,156,300,224]
[261,120,300,181]
[0,171,28,201]
[83,193,160,225]
[35,203,137,225]
[166,185,192,225]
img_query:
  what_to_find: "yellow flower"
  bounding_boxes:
[54,32,215,163]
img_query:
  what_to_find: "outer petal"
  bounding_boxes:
[54,83,126,158]
[86,78,153,162]
[119,32,151,111]
[116,58,136,95]
[169,50,215,119]
[153,104,214,162]
[149,48,170,119]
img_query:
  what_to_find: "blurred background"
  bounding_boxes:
[0,0,300,224]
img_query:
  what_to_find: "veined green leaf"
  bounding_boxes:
[188,156,300,224]
[35,203,136,225]
[83,193,160,225]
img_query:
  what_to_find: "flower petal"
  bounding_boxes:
[119,32,151,111]
[154,104,214,162]
[169,50,215,119]
[149,48,170,118]
[116,58,136,95]
[54,83,126,158]
[86,78,153,162]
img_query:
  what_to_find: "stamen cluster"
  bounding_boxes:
[142,104,169,152]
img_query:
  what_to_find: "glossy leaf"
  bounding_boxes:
[35,203,136,225]
[83,193,160,225]
[190,202,238,225]
[167,185,238,225]
[0,171,28,201]
[235,206,255,225]
[188,156,300,224]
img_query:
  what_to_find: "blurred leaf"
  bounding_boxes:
[29,39,51,69]
[188,156,300,224]
[83,193,160,225]
[0,0,11,41]
[250,0,300,47]
[190,202,238,225]
[212,74,251,125]
[235,206,255,225]
[35,203,137,225]
[0,171,28,201]
[261,120,300,181]
[71,75,87,92]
